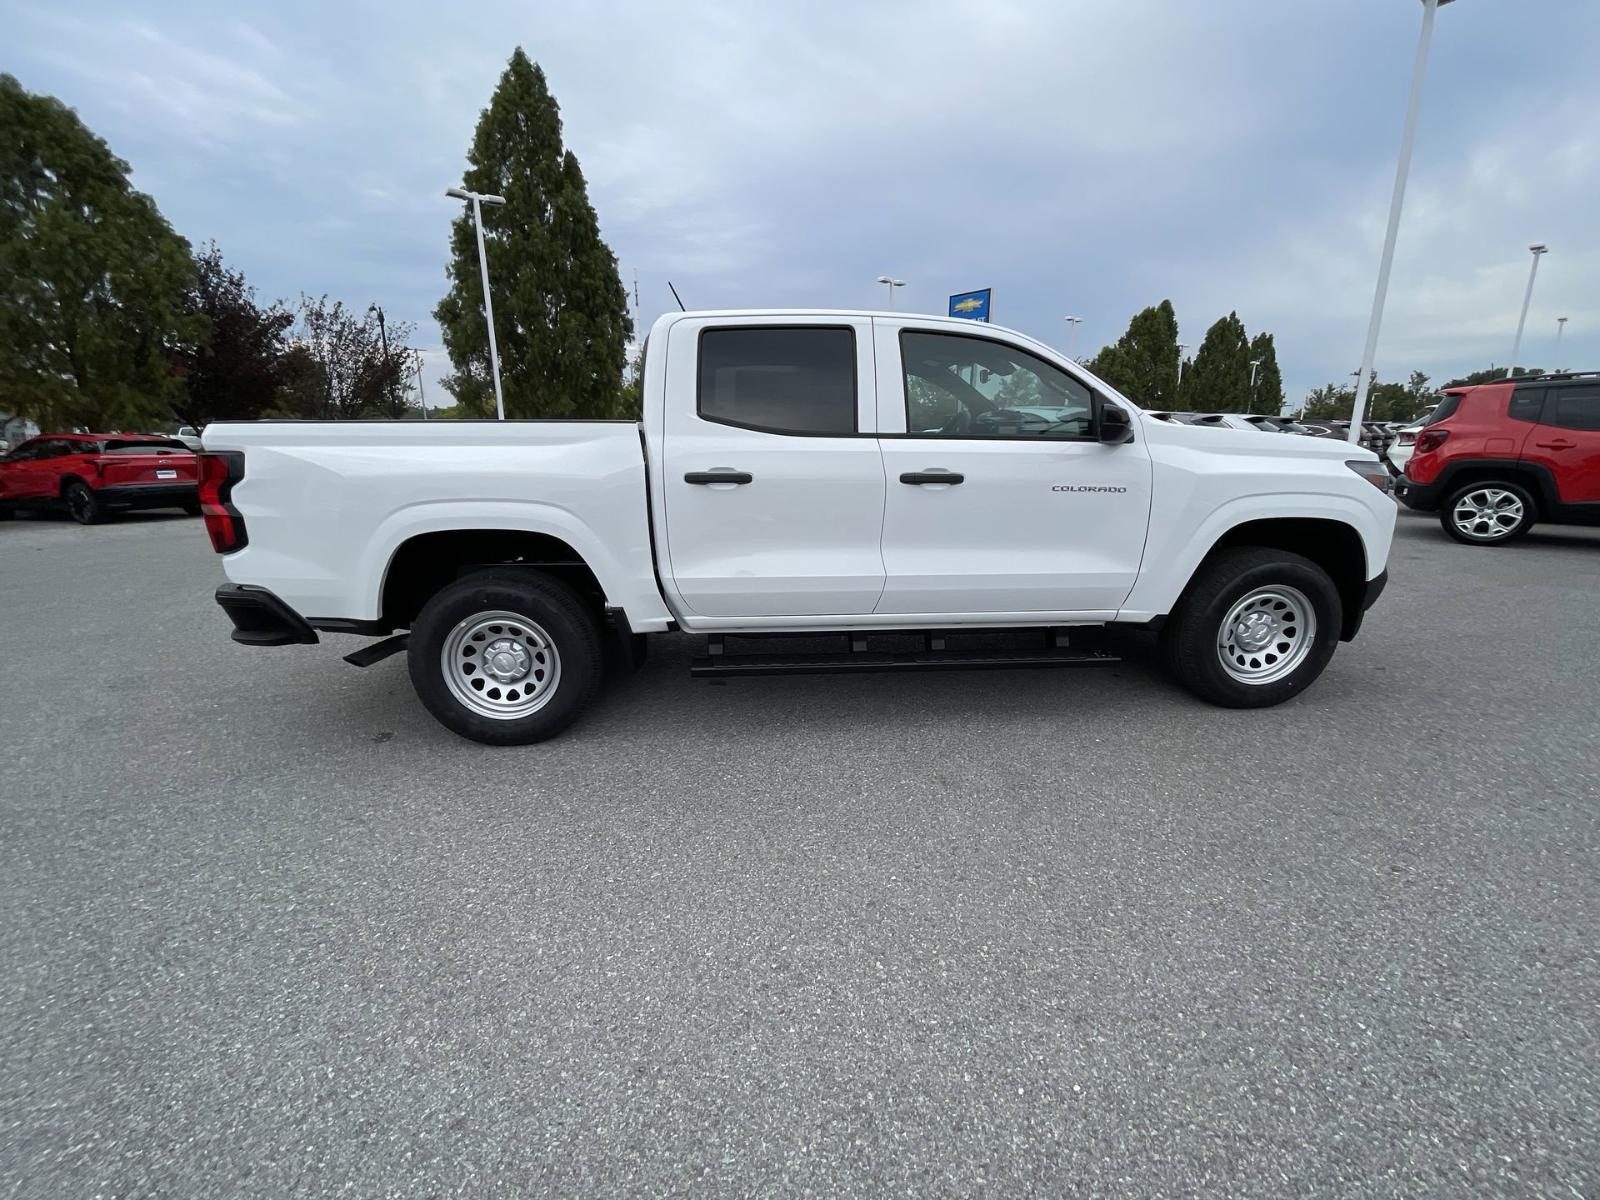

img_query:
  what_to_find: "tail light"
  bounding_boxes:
[1415,429,1451,454]
[1397,431,1416,446]
[197,451,247,553]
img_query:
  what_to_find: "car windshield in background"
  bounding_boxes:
[103,440,189,454]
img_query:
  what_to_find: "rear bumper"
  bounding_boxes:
[99,482,197,509]
[215,584,319,647]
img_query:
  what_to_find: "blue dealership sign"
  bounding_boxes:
[948,288,992,322]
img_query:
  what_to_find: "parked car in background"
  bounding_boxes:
[173,426,204,452]
[1146,412,1261,431]
[0,434,199,524]
[1401,371,1600,544]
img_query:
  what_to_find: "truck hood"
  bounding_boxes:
[1136,414,1379,463]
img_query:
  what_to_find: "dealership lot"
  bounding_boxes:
[1,511,1596,1197]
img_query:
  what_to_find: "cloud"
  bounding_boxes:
[7,0,1599,408]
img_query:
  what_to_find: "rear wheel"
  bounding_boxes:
[64,481,105,525]
[407,570,602,745]
[1161,548,1342,708]
[1439,480,1535,546]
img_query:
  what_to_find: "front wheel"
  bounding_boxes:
[1440,481,1535,546]
[1161,548,1342,708]
[407,570,603,745]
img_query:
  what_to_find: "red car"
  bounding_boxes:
[0,433,200,525]
[1400,371,1600,545]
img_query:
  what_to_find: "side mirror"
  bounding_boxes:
[1096,400,1135,445]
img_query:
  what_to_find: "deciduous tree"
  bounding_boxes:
[177,241,292,427]
[0,74,199,430]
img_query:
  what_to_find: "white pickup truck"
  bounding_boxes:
[200,309,1395,744]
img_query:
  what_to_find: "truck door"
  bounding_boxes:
[872,320,1153,616]
[657,316,886,619]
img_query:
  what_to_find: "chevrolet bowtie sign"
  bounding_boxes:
[948,289,991,322]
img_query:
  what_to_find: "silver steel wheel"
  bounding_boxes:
[440,609,561,720]
[1216,585,1316,685]
[1451,487,1524,541]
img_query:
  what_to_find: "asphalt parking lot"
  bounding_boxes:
[1,508,1597,1198]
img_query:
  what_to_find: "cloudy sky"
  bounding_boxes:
[8,1,1598,410]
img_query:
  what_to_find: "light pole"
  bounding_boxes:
[414,348,428,420]
[876,276,905,309]
[1347,0,1457,445]
[1249,358,1263,413]
[1063,315,1083,358]
[1555,316,1568,370]
[446,185,508,420]
[1506,243,1548,378]
[1176,344,1186,394]
[367,303,394,416]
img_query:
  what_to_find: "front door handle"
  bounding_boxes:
[684,470,753,485]
[899,471,965,486]
[1535,440,1576,450]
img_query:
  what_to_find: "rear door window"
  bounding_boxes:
[1541,388,1600,431]
[697,327,857,435]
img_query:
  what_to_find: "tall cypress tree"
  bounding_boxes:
[1181,312,1252,412]
[1084,299,1181,409]
[1246,331,1284,415]
[435,50,632,418]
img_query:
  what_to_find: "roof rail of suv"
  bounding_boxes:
[1510,370,1599,385]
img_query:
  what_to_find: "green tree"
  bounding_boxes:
[1246,331,1284,415]
[1301,382,1354,420]
[1181,311,1252,412]
[1443,365,1542,388]
[438,368,497,419]
[1085,299,1180,409]
[177,241,293,427]
[435,49,632,419]
[0,74,200,430]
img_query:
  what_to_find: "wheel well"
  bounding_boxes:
[380,530,606,630]
[1436,464,1546,514]
[59,475,88,495]
[1204,518,1368,639]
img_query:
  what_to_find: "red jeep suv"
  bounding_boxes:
[0,433,199,524]
[1401,372,1600,545]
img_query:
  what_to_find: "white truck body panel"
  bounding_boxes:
[200,421,675,630]
[205,308,1395,642]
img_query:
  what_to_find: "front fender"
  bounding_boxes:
[1118,491,1391,620]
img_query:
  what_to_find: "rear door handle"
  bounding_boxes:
[1535,440,1576,450]
[899,471,964,485]
[684,470,753,485]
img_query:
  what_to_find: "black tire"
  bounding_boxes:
[1160,548,1342,709]
[64,481,106,525]
[181,500,201,516]
[1438,480,1535,546]
[407,569,602,745]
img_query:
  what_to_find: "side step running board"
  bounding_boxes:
[690,630,1118,678]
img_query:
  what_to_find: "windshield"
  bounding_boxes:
[1417,394,1461,428]
[103,440,190,454]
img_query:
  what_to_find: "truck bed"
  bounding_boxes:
[200,420,674,630]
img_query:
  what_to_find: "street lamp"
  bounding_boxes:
[876,276,905,309]
[446,185,508,420]
[1555,316,1568,370]
[366,303,394,415]
[1176,343,1186,390]
[1063,315,1083,357]
[413,348,428,421]
[1506,243,1548,378]
[1347,0,1458,445]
